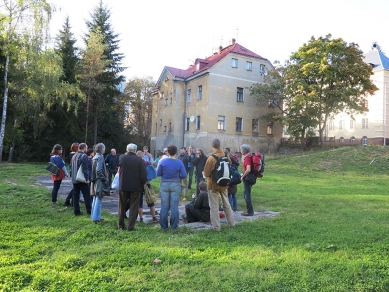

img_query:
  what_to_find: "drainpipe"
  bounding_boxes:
[183,81,187,147]
[384,85,387,146]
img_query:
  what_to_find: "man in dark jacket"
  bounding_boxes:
[185,182,210,223]
[70,143,92,216]
[178,147,190,200]
[187,145,196,189]
[118,143,147,231]
[105,148,119,189]
[192,148,208,196]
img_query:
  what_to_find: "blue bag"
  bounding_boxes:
[146,165,157,180]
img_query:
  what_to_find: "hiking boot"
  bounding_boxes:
[152,217,159,223]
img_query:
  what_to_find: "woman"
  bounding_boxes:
[86,148,95,205]
[90,143,109,223]
[136,150,158,223]
[157,144,187,230]
[50,144,69,204]
[64,142,79,206]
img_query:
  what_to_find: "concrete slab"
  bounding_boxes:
[35,176,279,230]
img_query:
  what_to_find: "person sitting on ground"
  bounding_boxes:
[184,181,210,223]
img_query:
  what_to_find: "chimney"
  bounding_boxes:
[218,45,223,53]
[231,38,236,45]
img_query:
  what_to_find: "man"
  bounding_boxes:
[70,143,92,216]
[105,148,119,188]
[240,144,254,216]
[187,145,196,189]
[192,148,207,196]
[143,146,154,164]
[118,143,147,231]
[203,139,235,231]
[185,182,210,223]
[156,147,169,170]
[178,146,190,200]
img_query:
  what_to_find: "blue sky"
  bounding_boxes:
[49,0,389,82]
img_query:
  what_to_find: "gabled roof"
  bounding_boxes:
[364,50,389,70]
[157,42,269,85]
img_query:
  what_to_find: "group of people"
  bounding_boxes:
[49,139,257,232]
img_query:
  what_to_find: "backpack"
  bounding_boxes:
[251,152,265,178]
[230,165,241,185]
[211,154,231,186]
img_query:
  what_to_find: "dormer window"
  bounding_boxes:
[196,63,200,71]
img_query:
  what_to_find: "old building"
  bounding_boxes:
[325,47,389,145]
[150,39,282,156]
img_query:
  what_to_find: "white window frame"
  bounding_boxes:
[339,120,344,130]
[362,118,368,129]
[252,119,259,133]
[267,122,273,135]
[329,120,334,130]
[246,61,252,71]
[350,120,354,129]
[218,115,225,130]
[362,137,368,145]
[231,58,238,68]
[185,118,190,131]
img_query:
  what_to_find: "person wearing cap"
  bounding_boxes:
[118,143,147,231]
[49,144,69,204]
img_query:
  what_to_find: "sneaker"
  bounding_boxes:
[52,201,58,205]
[241,212,253,216]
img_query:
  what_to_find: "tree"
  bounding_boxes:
[0,0,52,162]
[121,77,154,146]
[250,35,378,144]
[84,0,125,145]
[78,29,109,144]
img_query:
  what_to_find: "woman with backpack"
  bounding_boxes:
[49,144,69,204]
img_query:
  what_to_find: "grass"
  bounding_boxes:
[1,145,389,291]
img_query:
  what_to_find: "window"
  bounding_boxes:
[329,120,334,130]
[159,119,162,126]
[351,136,356,144]
[163,126,167,132]
[186,89,191,103]
[267,122,273,135]
[260,64,265,74]
[185,118,189,131]
[164,99,168,106]
[362,118,368,129]
[246,61,252,71]
[237,87,244,102]
[218,116,225,130]
[364,99,369,109]
[350,119,354,129]
[340,137,344,143]
[198,85,202,100]
[236,117,243,132]
[168,123,171,132]
[252,119,259,133]
[362,136,368,145]
[339,120,345,130]
[231,58,238,68]
[195,116,200,130]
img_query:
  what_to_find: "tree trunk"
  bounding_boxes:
[0,54,10,163]
[8,145,13,162]
[93,112,97,146]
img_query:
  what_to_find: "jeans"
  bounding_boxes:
[188,167,194,189]
[243,180,254,214]
[228,193,237,212]
[91,196,102,221]
[72,182,91,215]
[159,181,181,230]
[208,188,235,231]
[51,180,62,203]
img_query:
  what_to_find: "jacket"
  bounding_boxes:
[193,191,210,222]
[192,154,207,178]
[203,148,231,191]
[91,153,109,197]
[228,154,240,195]
[70,151,89,185]
[178,152,190,173]
[105,154,119,172]
[118,152,147,192]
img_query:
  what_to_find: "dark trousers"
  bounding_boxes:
[243,180,254,214]
[65,189,73,204]
[72,182,91,215]
[108,170,117,188]
[188,167,194,189]
[118,191,140,230]
[51,180,62,203]
[185,203,202,223]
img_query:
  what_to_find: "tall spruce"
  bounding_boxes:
[84,0,125,145]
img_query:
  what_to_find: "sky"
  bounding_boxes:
[48,0,389,83]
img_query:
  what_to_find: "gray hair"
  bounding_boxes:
[127,143,137,152]
[240,144,250,154]
[94,143,106,154]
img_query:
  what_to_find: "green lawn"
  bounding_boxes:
[1,145,389,291]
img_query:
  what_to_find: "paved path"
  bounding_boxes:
[36,176,279,230]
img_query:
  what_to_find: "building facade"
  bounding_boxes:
[325,49,389,146]
[150,39,282,156]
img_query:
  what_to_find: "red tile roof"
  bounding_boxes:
[165,42,268,80]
